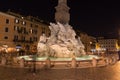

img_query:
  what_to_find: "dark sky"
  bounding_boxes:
[0,0,120,38]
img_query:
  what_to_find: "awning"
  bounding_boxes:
[16,44,22,49]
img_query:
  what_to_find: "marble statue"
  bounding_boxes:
[37,0,86,58]
[37,22,86,58]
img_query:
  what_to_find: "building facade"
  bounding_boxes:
[97,37,119,52]
[79,32,96,53]
[0,11,50,52]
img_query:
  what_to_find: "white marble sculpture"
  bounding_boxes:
[37,22,86,58]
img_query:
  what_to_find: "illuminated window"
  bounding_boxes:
[29,29,33,33]
[14,26,19,31]
[21,17,24,19]
[15,19,19,23]
[22,21,26,25]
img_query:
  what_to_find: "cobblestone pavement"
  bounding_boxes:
[0,61,120,80]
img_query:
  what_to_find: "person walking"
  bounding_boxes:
[118,50,120,60]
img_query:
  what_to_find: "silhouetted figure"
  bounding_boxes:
[118,50,120,60]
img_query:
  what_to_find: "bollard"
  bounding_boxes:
[1,57,6,65]
[71,57,76,68]
[19,58,25,68]
[101,57,106,66]
[92,57,97,67]
[45,58,51,68]
[13,57,18,64]
[105,57,109,65]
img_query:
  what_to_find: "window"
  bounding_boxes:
[4,36,8,39]
[35,25,38,28]
[23,28,26,33]
[21,17,24,19]
[15,19,19,24]
[22,36,25,41]
[49,33,51,36]
[36,37,38,41]
[42,31,45,34]
[30,37,33,42]
[21,36,25,41]
[42,27,45,33]
[22,21,26,25]
[5,27,8,32]
[14,35,18,40]
[30,24,33,27]
[29,29,33,33]
[14,26,19,31]
[6,19,9,24]
[33,37,37,41]
[34,29,37,34]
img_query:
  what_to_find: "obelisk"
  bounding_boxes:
[55,0,70,24]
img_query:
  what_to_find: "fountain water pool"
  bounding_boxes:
[17,54,101,62]
[15,21,104,68]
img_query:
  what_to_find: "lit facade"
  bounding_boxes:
[80,32,96,52]
[97,38,119,52]
[0,11,50,51]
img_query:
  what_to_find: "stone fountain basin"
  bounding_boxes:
[17,55,101,62]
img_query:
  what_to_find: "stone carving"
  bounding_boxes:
[39,33,47,43]
[37,0,85,58]
[55,0,70,24]
[59,0,67,4]
[37,22,86,58]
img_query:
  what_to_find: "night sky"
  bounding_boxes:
[0,0,120,38]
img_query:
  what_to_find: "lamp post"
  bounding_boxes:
[90,41,92,54]
[32,45,37,74]
[3,44,8,53]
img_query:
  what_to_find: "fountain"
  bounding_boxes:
[16,0,104,68]
[37,22,86,58]
[37,0,85,58]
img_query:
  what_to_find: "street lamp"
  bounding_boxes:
[3,44,8,53]
[16,45,22,56]
[32,45,37,74]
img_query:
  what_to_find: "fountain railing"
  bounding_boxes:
[16,54,106,68]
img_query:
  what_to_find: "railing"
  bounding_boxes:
[20,57,105,69]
